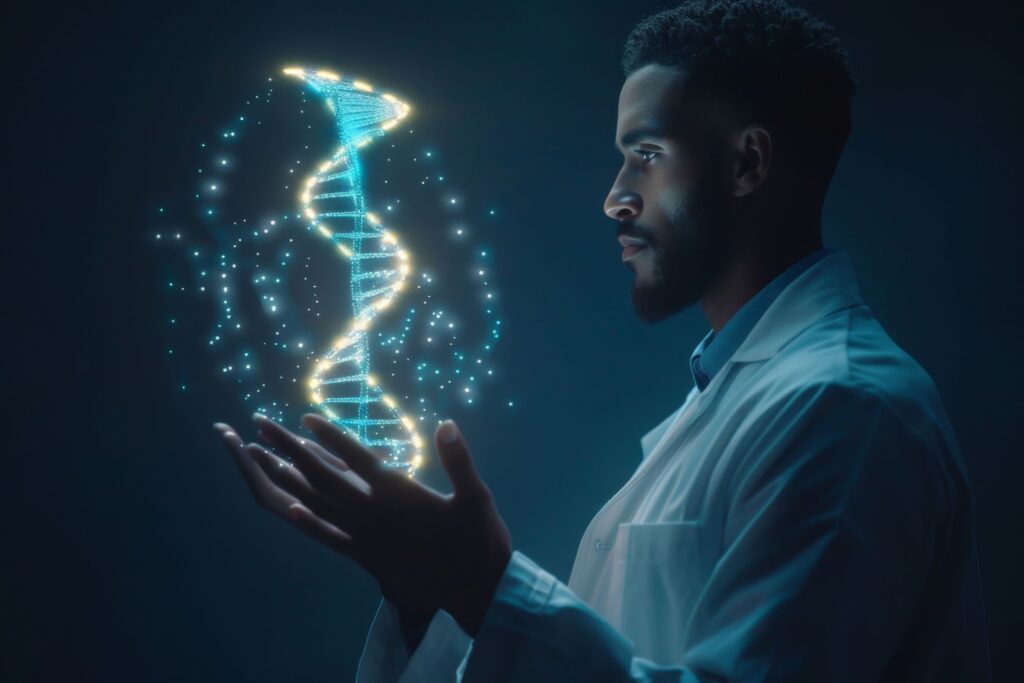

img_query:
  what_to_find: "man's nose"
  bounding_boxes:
[603,186,642,221]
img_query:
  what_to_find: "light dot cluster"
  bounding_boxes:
[155,66,510,477]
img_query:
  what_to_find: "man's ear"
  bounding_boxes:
[731,125,772,198]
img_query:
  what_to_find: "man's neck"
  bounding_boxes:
[701,233,823,334]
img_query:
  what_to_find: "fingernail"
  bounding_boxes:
[438,420,460,444]
[252,412,267,423]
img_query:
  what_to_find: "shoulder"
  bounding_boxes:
[751,304,952,438]
[727,305,968,502]
[724,303,966,471]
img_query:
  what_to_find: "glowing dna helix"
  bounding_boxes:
[284,67,424,475]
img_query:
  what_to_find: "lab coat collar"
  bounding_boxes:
[638,252,862,463]
[729,251,863,363]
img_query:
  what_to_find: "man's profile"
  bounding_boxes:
[216,0,992,679]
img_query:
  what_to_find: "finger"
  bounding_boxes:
[254,414,349,471]
[252,415,372,508]
[254,414,346,473]
[215,423,299,515]
[246,443,328,507]
[435,420,487,500]
[288,503,358,557]
[301,413,390,486]
[247,441,372,520]
[217,425,364,558]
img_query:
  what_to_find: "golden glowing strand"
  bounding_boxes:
[157,68,508,475]
[284,67,423,476]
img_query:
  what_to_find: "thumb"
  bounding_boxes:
[435,420,486,499]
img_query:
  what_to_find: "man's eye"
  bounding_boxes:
[635,149,659,162]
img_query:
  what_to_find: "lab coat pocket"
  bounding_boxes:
[612,521,707,663]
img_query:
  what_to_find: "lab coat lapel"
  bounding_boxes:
[639,252,864,465]
[569,252,866,605]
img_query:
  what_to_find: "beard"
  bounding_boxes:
[628,173,731,323]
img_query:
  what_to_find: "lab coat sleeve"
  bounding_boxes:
[356,599,472,683]
[460,382,951,681]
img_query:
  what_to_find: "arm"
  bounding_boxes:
[356,599,472,683]
[214,415,509,683]
[461,384,949,681]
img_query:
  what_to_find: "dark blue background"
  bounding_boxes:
[4,1,1021,680]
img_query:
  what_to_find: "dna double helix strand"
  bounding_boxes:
[284,67,424,475]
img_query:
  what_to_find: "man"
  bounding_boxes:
[217,1,991,679]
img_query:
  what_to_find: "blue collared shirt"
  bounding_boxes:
[690,247,835,391]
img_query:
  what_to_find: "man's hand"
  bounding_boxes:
[214,413,512,637]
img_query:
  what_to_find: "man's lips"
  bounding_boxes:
[618,234,649,261]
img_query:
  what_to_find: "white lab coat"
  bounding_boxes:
[356,252,990,681]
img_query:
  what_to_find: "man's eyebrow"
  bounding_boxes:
[617,127,667,149]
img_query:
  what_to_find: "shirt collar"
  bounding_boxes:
[689,247,836,391]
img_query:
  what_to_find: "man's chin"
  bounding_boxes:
[631,283,698,323]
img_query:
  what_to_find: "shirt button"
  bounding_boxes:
[594,540,602,550]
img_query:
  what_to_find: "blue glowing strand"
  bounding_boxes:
[287,68,423,472]
[155,66,512,477]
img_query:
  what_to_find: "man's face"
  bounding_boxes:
[605,64,733,323]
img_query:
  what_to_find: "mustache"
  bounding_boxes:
[617,221,654,243]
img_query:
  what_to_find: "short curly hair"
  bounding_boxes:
[623,0,857,184]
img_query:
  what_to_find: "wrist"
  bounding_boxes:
[397,609,433,652]
[450,547,513,637]
[397,604,435,632]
